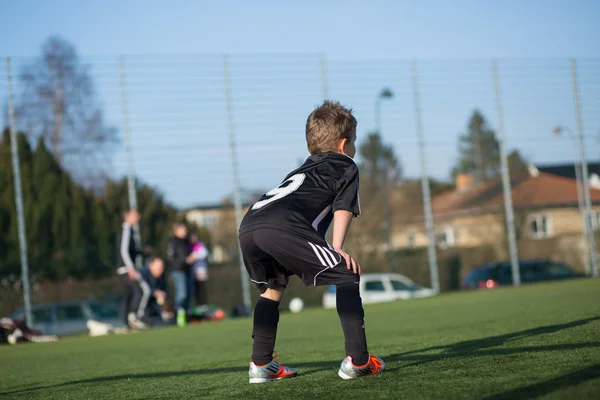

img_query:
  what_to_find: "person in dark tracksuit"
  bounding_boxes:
[167,222,195,314]
[116,208,150,329]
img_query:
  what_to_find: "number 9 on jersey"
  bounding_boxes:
[251,173,306,210]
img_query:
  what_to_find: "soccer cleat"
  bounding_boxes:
[248,358,298,383]
[338,355,386,380]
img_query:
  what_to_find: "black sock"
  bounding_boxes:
[336,282,369,366]
[251,297,280,365]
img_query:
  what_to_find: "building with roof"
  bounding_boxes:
[183,193,257,264]
[393,167,600,250]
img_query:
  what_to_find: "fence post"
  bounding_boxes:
[222,54,252,310]
[118,56,142,267]
[6,57,33,326]
[492,59,521,286]
[320,53,329,100]
[410,60,440,294]
[571,58,598,278]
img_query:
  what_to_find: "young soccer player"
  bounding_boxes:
[239,100,385,383]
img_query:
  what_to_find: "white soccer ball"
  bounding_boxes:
[288,297,304,313]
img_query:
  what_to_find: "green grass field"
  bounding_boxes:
[1,279,600,399]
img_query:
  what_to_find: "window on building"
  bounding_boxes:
[528,215,551,239]
[406,232,415,248]
[436,226,456,249]
[204,215,218,228]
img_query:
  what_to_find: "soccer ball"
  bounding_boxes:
[288,297,304,313]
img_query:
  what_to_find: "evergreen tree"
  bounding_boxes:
[342,132,402,268]
[507,150,530,179]
[452,110,500,183]
[0,128,194,282]
[358,132,401,185]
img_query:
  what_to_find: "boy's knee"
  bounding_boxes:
[260,286,285,302]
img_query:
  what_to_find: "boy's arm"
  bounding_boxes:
[332,210,353,250]
[332,210,360,275]
[331,163,361,274]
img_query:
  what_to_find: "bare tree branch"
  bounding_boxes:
[15,35,118,182]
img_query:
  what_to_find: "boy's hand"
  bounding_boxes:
[335,248,361,275]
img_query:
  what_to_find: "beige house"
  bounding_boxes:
[184,200,252,264]
[394,168,600,251]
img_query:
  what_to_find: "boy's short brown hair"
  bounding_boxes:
[305,100,357,155]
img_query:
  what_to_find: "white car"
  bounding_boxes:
[322,273,437,309]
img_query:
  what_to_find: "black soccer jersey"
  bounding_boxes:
[239,152,360,239]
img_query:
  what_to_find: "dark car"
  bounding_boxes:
[461,259,584,290]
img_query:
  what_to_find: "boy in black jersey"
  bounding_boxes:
[239,100,385,383]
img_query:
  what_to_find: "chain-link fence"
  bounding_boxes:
[2,55,600,321]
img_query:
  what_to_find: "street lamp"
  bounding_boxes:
[553,125,591,276]
[375,88,394,136]
[375,88,394,271]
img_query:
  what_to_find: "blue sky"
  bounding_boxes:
[1,0,600,208]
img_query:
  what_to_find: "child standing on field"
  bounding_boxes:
[190,234,209,309]
[238,100,385,383]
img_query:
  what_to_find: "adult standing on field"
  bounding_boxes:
[117,208,150,329]
[167,222,196,317]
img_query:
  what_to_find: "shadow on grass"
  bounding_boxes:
[482,363,600,400]
[2,316,599,396]
[398,316,600,356]
[384,316,600,369]
[0,359,340,396]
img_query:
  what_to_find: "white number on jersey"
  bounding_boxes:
[251,173,306,210]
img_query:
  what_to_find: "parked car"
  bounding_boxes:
[322,273,436,309]
[461,259,584,290]
[8,299,125,336]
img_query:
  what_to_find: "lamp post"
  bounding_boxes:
[554,125,591,276]
[570,59,598,278]
[375,88,394,271]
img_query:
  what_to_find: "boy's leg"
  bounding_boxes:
[239,231,295,378]
[250,229,379,370]
[251,286,285,365]
[336,281,369,365]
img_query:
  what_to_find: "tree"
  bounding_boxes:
[0,128,187,281]
[452,110,500,183]
[343,132,401,268]
[507,150,530,179]
[16,36,117,184]
[358,132,401,184]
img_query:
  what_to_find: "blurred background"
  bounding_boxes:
[1,0,599,333]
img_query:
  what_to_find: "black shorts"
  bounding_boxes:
[239,228,359,293]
